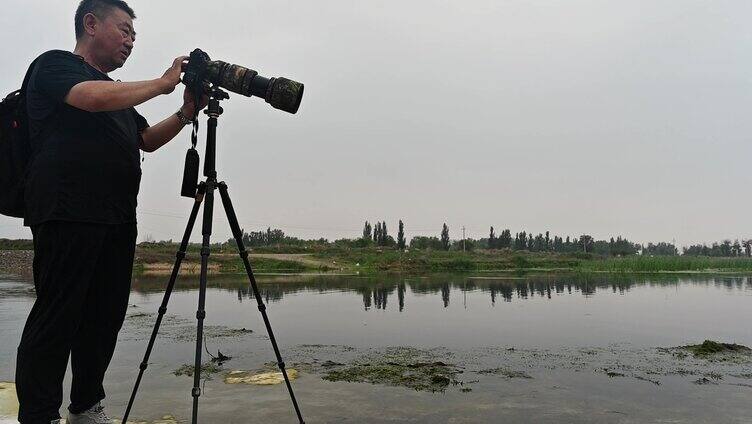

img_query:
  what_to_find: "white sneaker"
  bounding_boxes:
[67,402,113,423]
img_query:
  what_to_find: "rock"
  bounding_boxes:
[152,416,179,424]
[0,382,19,419]
[224,369,299,385]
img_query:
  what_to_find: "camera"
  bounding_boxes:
[182,48,304,114]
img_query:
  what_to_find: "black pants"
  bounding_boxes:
[16,221,137,423]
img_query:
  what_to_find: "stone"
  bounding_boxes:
[224,369,299,385]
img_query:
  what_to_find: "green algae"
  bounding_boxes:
[322,348,462,392]
[685,340,751,358]
[324,361,460,392]
[173,362,223,380]
[477,368,533,379]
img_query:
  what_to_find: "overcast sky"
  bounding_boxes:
[1,0,751,247]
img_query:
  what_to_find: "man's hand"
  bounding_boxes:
[159,56,188,95]
[181,87,209,118]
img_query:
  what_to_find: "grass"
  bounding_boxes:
[7,239,752,275]
[577,256,752,273]
[113,245,752,275]
[0,239,33,250]
[220,257,310,273]
[313,248,579,273]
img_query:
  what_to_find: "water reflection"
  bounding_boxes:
[119,273,752,312]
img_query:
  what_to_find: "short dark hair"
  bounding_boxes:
[75,0,136,39]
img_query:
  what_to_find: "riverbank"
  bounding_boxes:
[3,247,752,277]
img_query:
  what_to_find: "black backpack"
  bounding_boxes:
[0,59,39,218]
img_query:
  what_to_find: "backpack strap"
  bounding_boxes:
[20,57,41,94]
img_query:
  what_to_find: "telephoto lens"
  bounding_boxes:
[205,61,304,114]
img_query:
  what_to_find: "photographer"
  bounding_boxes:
[15,1,207,423]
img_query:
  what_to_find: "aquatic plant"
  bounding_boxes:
[684,340,751,358]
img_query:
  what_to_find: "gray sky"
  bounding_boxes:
[1,0,751,247]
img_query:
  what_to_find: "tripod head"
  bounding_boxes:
[207,86,230,111]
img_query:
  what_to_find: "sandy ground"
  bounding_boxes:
[249,253,336,269]
[139,253,336,276]
[0,251,338,278]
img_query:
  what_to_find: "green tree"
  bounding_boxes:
[397,220,406,250]
[499,229,512,248]
[732,239,742,256]
[410,236,443,250]
[362,221,372,240]
[644,242,678,256]
[517,231,528,250]
[579,234,593,253]
[441,223,450,251]
[720,240,732,256]
[489,226,496,249]
[532,233,545,252]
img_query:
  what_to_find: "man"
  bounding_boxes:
[15,1,207,423]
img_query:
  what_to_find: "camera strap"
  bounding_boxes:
[182,90,202,198]
[190,83,202,149]
[190,119,198,149]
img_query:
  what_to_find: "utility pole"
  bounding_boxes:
[462,226,466,252]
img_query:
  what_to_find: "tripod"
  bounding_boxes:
[122,87,305,424]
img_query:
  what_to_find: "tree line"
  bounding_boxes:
[362,220,406,249]
[229,221,751,258]
[683,240,752,257]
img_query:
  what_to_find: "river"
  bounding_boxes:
[1,273,751,423]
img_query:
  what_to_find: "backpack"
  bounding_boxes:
[0,58,39,218]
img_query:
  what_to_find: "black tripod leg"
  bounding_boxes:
[122,183,206,423]
[191,179,215,424]
[218,182,306,424]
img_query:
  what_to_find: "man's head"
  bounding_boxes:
[74,0,136,73]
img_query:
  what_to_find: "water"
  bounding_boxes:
[1,273,751,423]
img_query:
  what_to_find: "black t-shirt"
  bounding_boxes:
[24,50,149,226]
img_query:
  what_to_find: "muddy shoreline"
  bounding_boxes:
[0,251,33,278]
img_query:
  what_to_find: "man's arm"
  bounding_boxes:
[64,56,186,112]
[139,107,189,153]
[140,88,209,152]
